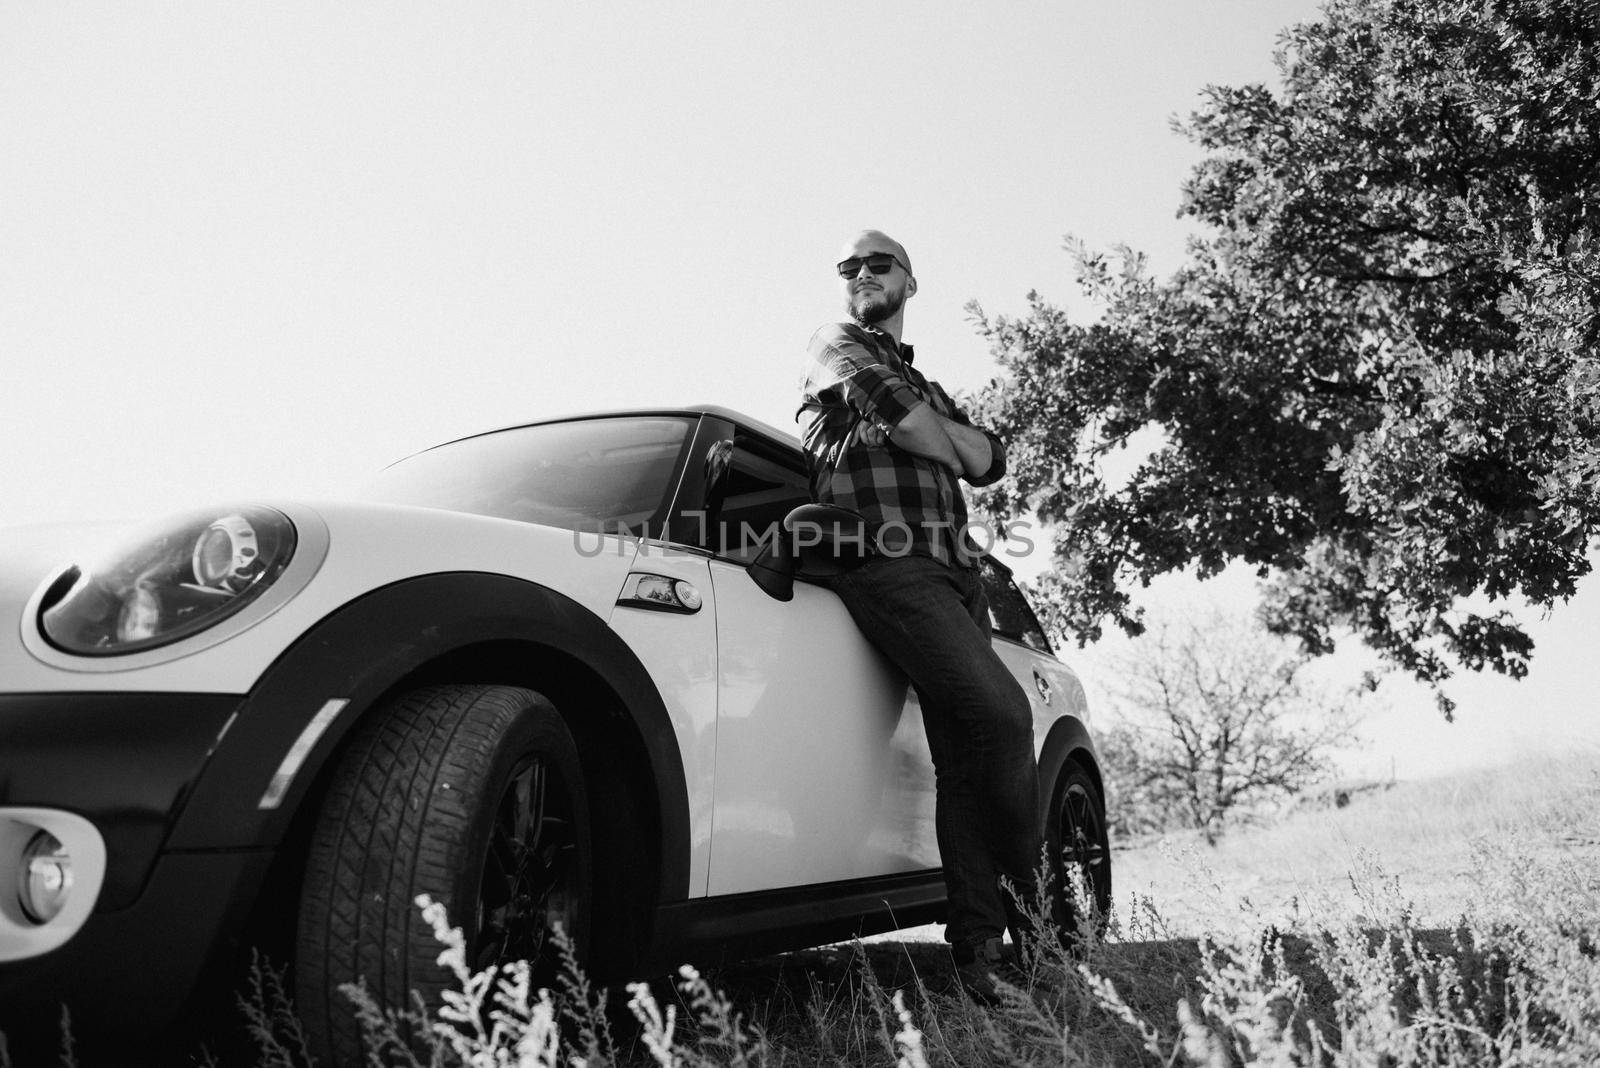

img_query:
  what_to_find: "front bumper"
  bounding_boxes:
[0,692,242,920]
[0,847,275,1037]
[0,693,260,1036]
[0,692,247,1033]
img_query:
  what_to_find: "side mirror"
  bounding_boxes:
[745,504,868,602]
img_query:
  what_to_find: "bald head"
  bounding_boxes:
[836,229,917,336]
[839,230,912,276]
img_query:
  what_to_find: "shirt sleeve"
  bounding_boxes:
[803,324,925,430]
[966,428,1008,486]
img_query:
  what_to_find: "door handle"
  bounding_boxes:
[617,573,703,613]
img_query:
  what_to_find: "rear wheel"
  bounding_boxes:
[1045,761,1112,940]
[295,684,591,1065]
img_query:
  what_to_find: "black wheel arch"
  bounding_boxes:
[166,572,691,924]
[1036,713,1104,828]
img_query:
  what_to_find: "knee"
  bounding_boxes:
[975,678,1033,755]
[928,666,1034,748]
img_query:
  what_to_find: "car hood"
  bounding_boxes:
[0,500,642,694]
[0,519,134,623]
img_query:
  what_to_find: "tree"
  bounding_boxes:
[969,0,1600,714]
[1097,610,1363,844]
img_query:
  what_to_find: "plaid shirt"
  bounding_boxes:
[797,321,1005,568]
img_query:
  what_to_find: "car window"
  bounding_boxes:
[362,416,695,537]
[701,433,812,564]
[979,556,1054,654]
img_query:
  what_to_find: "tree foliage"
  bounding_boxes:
[969,0,1600,713]
[1097,610,1363,844]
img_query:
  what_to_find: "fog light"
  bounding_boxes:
[19,831,72,924]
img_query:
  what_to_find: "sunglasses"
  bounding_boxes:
[836,253,910,279]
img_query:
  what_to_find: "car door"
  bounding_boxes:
[975,555,1089,755]
[669,416,940,897]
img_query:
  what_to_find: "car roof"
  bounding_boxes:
[422,404,802,456]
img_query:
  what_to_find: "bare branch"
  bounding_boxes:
[1101,608,1363,841]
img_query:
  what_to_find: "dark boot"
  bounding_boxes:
[951,936,1014,1005]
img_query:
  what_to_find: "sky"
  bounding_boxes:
[5,1,1597,781]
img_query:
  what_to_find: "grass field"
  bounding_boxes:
[6,753,1597,1066]
[694,752,1600,1066]
[1115,751,1600,934]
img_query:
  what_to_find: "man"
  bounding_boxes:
[797,230,1041,999]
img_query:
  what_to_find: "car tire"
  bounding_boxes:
[294,684,591,1065]
[1045,760,1112,941]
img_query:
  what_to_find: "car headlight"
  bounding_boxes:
[38,506,298,655]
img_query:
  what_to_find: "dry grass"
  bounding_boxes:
[5,753,1598,1066]
[1115,752,1600,933]
[359,750,1600,1066]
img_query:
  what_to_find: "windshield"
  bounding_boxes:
[362,415,695,536]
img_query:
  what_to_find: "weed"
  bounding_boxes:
[5,755,1597,1066]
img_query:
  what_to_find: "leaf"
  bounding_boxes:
[976,0,1600,699]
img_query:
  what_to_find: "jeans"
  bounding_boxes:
[828,553,1041,947]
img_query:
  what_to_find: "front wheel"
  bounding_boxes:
[1045,761,1112,939]
[295,684,591,1065]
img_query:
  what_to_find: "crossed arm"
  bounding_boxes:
[857,401,995,482]
[806,326,1002,483]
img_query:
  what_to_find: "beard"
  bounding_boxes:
[848,286,904,325]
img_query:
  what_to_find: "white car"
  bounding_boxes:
[0,405,1109,1063]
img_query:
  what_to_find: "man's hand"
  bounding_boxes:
[853,419,889,448]
[940,417,995,481]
